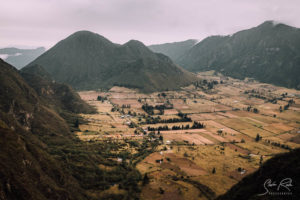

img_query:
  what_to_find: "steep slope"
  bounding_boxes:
[178,21,300,89]
[217,148,300,200]
[0,47,45,69]
[21,64,96,114]
[0,59,144,199]
[148,39,197,64]
[0,59,87,200]
[27,31,197,93]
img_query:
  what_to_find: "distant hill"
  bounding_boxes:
[217,148,300,200]
[0,47,45,69]
[148,39,197,64]
[27,31,197,93]
[178,21,300,89]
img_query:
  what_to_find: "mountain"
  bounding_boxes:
[0,59,89,200]
[178,21,300,89]
[0,47,45,69]
[148,39,197,64]
[27,31,197,93]
[217,148,300,200]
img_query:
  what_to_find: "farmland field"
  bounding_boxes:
[76,72,300,199]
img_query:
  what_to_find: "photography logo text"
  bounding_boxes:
[258,178,293,196]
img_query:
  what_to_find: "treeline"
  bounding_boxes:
[145,115,191,124]
[265,140,291,150]
[143,112,192,124]
[147,121,205,131]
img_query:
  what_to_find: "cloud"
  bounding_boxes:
[0,0,299,48]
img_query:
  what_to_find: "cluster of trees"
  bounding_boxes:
[177,112,189,118]
[246,106,259,113]
[279,104,290,112]
[128,122,137,128]
[194,79,219,90]
[97,95,108,102]
[288,99,295,104]
[157,92,167,98]
[142,103,173,115]
[48,137,144,199]
[111,107,117,112]
[142,104,155,115]
[155,104,173,110]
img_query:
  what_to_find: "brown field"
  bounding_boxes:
[161,131,214,145]
[77,72,300,200]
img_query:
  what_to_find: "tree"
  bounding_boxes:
[142,173,150,185]
[159,187,164,194]
[212,167,216,174]
[74,119,79,128]
[159,135,163,141]
[255,133,261,142]
[284,104,289,110]
[247,106,251,112]
[259,156,263,165]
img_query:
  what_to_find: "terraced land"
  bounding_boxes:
[77,72,300,200]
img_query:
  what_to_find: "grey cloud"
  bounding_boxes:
[0,0,299,48]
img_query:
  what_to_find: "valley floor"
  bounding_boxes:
[76,71,300,200]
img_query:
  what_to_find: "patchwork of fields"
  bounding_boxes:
[77,72,300,200]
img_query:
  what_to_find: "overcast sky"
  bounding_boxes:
[1,0,300,49]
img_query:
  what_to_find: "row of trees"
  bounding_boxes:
[147,121,205,131]
[121,104,131,108]
[145,115,192,124]
[265,140,291,150]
